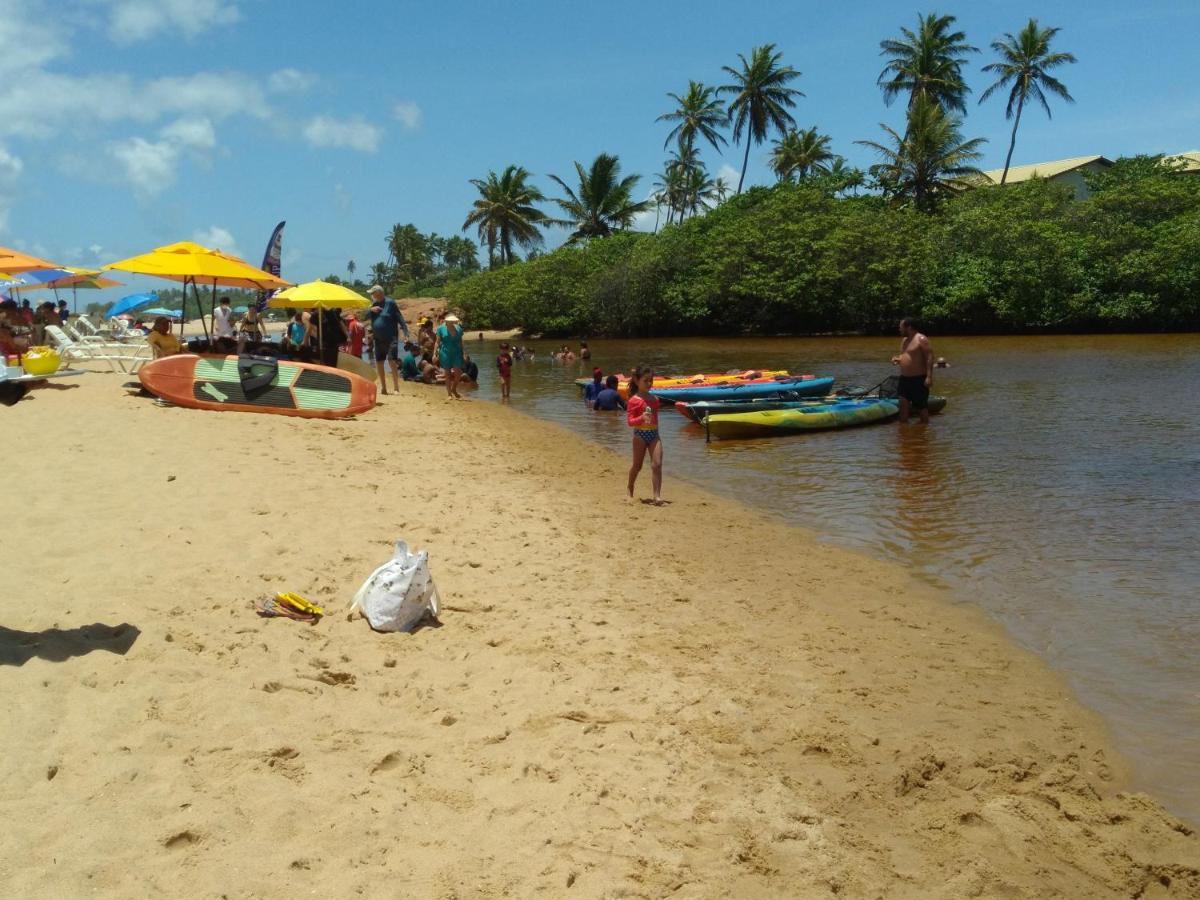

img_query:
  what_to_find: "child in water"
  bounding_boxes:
[625,366,664,505]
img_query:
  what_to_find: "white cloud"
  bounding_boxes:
[0,2,67,75]
[107,116,218,197]
[268,68,316,94]
[104,0,241,44]
[193,226,239,258]
[0,144,24,232]
[302,116,381,153]
[391,101,422,130]
[716,163,741,191]
[160,116,216,152]
[0,70,268,139]
[109,137,180,197]
[631,193,665,233]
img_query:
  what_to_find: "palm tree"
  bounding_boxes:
[980,19,1077,185]
[462,165,551,268]
[720,44,804,193]
[665,143,705,223]
[657,81,728,154]
[368,261,391,289]
[680,166,719,219]
[770,127,835,182]
[856,96,986,212]
[713,177,732,204]
[387,224,431,281]
[878,13,977,115]
[826,157,866,195]
[346,259,356,279]
[653,166,685,229]
[549,153,650,242]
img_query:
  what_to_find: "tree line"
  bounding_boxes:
[444,159,1200,336]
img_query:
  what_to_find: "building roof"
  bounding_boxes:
[1164,151,1200,173]
[980,155,1113,185]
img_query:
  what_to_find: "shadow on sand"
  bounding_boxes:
[0,622,140,666]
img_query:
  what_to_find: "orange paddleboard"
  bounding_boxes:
[139,354,376,419]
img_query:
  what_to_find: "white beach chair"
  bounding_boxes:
[45,325,151,374]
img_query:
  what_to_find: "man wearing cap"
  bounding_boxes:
[583,367,604,408]
[367,284,409,394]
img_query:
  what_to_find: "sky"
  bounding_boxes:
[2,0,1198,305]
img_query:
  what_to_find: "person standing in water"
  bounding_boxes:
[625,367,664,505]
[891,317,934,424]
[434,313,466,399]
[496,342,513,400]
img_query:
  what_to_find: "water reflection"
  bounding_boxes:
[470,333,1200,821]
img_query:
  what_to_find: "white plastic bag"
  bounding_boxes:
[350,540,440,632]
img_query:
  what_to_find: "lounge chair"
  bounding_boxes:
[45,325,150,374]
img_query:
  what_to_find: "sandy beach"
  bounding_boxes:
[2,366,1197,898]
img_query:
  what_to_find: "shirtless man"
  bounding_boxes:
[891,317,933,424]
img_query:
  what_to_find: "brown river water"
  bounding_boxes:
[457,333,1199,821]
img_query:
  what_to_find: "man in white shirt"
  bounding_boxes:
[213,296,235,348]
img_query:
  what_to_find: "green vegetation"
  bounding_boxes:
[446,165,1200,336]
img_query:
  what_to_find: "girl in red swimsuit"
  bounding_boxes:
[625,366,665,505]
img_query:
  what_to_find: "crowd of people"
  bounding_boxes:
[0,298,70,356]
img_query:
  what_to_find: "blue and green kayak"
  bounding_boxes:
[680,394,945,423]
[704,398,900,440]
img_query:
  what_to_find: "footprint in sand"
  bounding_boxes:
[163,830,201,850]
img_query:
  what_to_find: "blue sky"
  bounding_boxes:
[3,0,1197,304]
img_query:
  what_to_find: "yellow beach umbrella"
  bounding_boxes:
[103,241,291,337]
[269,280,370,356]
[104,241,290,290]
[268,280,370,309]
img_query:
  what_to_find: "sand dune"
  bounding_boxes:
[1,367,1196,898]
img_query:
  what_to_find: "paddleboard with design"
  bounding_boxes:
[139,354,376,418]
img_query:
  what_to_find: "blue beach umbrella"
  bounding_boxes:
[105,291,159,319]
[0,268,73,290]
[142,307,181,318]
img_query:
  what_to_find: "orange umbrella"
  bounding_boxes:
[0,245,62,274]
[104,241,291,338]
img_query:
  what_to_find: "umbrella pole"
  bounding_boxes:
[179,276,190,337]
[209,282,216,346]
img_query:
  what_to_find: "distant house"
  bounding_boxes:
[978,155,1114,199]
[1163,151,1200,175]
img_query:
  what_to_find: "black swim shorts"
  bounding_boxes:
[372,336,398,362]
[896,374,929,410]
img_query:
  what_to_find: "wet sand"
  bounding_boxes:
[1,369,1197,897]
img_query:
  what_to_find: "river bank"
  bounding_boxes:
[2,370,1197,897]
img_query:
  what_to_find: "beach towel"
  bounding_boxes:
[349,540,439,632]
